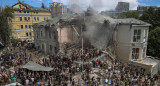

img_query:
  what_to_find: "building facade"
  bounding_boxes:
[33,13,80,54]
[115,2,129,12]
[11,1,51,40]
[137,5,158,15]
[101,2,129,18]
[33,24,59,54]
[49,2,68,18]
[115,18,160,75]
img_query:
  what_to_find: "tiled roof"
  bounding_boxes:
[12,2,50,12]
[36,13,78,26]
[115,18,151,25]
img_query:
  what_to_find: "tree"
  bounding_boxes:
[147,27,160,58]
[41,3,45,8]
[118,10,139,19]
[140,7,160,31]
[0,6,14,46]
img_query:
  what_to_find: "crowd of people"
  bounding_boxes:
[0,41,160,86]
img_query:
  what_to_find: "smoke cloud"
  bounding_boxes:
[52,0,139,12]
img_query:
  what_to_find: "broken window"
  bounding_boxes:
[41,31,43,37]
[54,47,57,53]
[132,48,139,60]
[50,45,52,52]
[133,29,141,42]
[37,32,39,38]
[49,32,51,39]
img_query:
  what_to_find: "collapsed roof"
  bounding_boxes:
[34,11,150,49]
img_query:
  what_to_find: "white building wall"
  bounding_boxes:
[116,24,149,62]
[130,25,149,61]
[116,24,132,62]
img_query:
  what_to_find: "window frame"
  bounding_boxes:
[20,17,22,21]
[34,17,36,21]
[21,25,23,29]
[25,25,27,29]
[26,32,28,36]
[132,48,140,60]
[133,29,141,42]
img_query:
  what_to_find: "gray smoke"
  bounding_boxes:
[83,14,116,49]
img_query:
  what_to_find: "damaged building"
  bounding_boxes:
[33,7,160,75]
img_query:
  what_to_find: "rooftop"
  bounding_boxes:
[12,1,50,12]
[115,18,151,25]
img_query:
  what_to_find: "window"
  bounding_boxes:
[21,25,23,29]
[55,47,57,53]
[30,32,32,36]
[29,25,31,29]
[49,32,51,38]
[50,45,52,52]
[132,48,139,60]
[24,11,26,13]
[133,29,141,42]
[19,11,21,13]
[26,32,28,36]
[34,17,36,21]
[36,12,38,14]
[41,31,43,37]
[20,17,22,21]
[24,17,27,21]
[37,32,39,38]
[142,47,146,58]
[37,17,39,21]
[28,17,30,21]
[54,35,56,40]
[27,11,29,13]
[25,25,27,29]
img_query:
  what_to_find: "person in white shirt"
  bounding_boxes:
[25,79,29,85]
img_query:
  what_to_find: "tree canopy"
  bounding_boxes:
[0,6,14,46]
[147,27,160,58]
[118,10,139,19]
[140,7,160,30]
[139,7,160,58]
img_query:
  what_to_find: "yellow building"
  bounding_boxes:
[11,1,51,40]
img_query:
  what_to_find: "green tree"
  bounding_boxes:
[0,6,14,46]
[118,10,139,19]
[140,7,160,30]
[147,27,160,58]
[41,3,45,8]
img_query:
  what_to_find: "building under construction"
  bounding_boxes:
[33,7,160,76]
